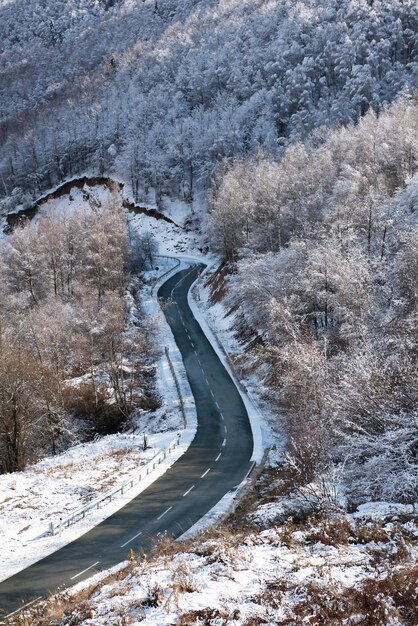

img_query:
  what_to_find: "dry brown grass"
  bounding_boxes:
[176,607,232,625]
[305,514,352,546]
[170,561,197,594]
[140,582,164,608]
[248,564,418,626]
[5,559,139,626]
[205,262,230,304]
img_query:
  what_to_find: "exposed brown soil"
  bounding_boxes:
[4,177,176,233]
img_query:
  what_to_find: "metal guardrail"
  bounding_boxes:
[49,433,181,536]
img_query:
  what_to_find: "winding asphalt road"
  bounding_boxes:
[0,264,254,618]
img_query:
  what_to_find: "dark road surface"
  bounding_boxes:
[0,264,254,618]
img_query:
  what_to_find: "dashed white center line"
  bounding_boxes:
[215,452,222,462]
[120,530,143,548]
[70,561,100,580]
[220,412,225,421]
[215,401,220,410]
[201,468,211,478]
[183,485,195,497]
[205,377,210,386]
[210,389,215,398]
[157,506,173,520]
[224,425,228,434]
[222,438,227,447]
[191,341,195,348]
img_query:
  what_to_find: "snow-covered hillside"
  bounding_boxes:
[2,0,418,213]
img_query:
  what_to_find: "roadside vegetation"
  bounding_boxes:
[0,187,159,474]
[208,94,418,509]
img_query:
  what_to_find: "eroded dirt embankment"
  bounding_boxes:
[4,177,176,233]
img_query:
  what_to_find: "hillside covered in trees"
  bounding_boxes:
[208,95,417,508]
[0,188,158,473]
[1,0,418,212]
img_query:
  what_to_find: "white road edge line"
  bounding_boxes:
[3,596,43,619]
[70,561,100,580]
[201,468,211,478]
[120,530,143,548]
[183,485,195,497]
[157,506,173,520]
[215,453,222,461]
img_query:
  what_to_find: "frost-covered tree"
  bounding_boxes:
[2,0,418,210]
[213,94,418,506]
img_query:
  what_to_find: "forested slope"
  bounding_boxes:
[208,95,418,507]
[1,0,418,212]
[0,187,158,473]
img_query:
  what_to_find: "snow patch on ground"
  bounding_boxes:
[34,183,114,222]
[353,501,418,519]
[128,211,200,257]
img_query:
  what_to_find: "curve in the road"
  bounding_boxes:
[0,264,254,617]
